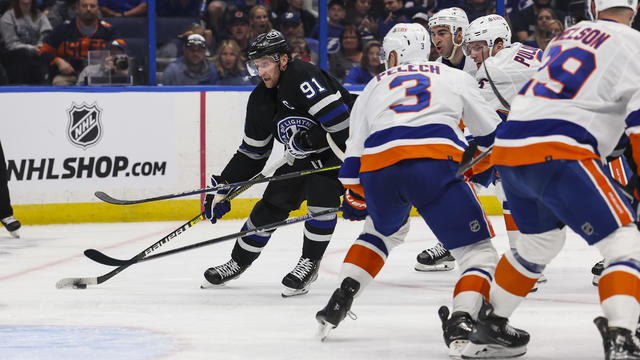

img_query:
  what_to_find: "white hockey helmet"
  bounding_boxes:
[463,15,511,56]
[428,7,469,38]
[382,23,430,68]
[588,0,638,19]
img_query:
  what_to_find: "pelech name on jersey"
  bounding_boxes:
[513,45,542,68]
[375,64,441,82]
[554,26,611,50]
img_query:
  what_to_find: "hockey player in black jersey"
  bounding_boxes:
[201,30,355,297]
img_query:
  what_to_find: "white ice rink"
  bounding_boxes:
[0,215,607,359]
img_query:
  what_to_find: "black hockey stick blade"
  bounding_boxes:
[84,249,130,266]
[455,147,492,178]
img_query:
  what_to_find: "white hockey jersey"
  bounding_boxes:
[338,61,502,194]
[436,54,478,77]
[475,42,543,116]
[493,20,640,167]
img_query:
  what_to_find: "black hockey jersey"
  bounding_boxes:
[221,60,356,183]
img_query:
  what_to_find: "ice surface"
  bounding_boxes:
[0,216,606,359]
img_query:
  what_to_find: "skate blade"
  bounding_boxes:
[536,275,548,284]
[200,280,226,289]
[281,285,310,298]
[592,275,600,286]
[461,343,526,359]
[414,261,455,272]
[449,339,469,358]
[316,322,335,342]
[9,230,19,238]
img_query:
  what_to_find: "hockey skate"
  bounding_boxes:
[1,216,21,238]
[529,274,548,293]
[462,301,529,358]
[415,243,456,271]
[592,259,605,286]
[594,316,640,360]
[201,259,248,288]
[281,257,320,297]
[315,277,360,341]
[438,305,474,358]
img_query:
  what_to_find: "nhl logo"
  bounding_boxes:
[67,102,103,149]
[469,219,480,232]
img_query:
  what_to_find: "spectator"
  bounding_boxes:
[289,37,314,63]
[346,0,375,42]
[309,0,345,54]
[40,0,122,85]
[282,0,316,36]
[225,8,250,55]
[461,0,493,22]
[511,0,564,42]
[279,10,318,58]
[156,0,200,17]
[328,25,361,83]
[525,15,563,50]
[99,0,147,17]
[0,0,52,84]
[376,0,407,39]
[0,63,8,84]
[157,23,215,58]
[162,33,218,85]
[343,39,381,85]
[45,0,76,27]
[76,39,130,84]
[213,38,255,85]
[208,0,263,35]
[248,4,272,40]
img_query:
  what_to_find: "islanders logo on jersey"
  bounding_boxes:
[277,116,317,144]
[67,102,103,149]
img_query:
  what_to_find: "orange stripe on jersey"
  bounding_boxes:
[360,144,463,173]
[503,213,519,231]
[581,159,633,226]
[598,271,640,303]
[454,274,491,301]
[343,184,365,198]
[609,158,627,186]
[494,255,537,297]
[343,244,385,278]
[492,142,598,166]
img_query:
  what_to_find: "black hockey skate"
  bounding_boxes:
[415,243,455,271]
[462,301,529,358]
[595,316,640,360]
[438,306,474,357]
[201,259,248,288]
[316,277,360,341]
[281,257,320,297]
[592,259,605,286]
[1,216,21,238]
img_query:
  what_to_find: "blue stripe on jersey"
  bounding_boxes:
[339,157,361,179]
[497,119,599,155]
[473,131,495,149]
[241,222,271,242]
[462,267,493,281]
[357,233,388,256]
[608,260,640,273]
[513,249,546,273]
[317,103,348,125]
[239,143,270,154]
[364,124,467,149]
[306,217,338,229]
[625,109,640,128]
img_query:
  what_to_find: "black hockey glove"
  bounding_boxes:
[285,130,315,165]
[203,175,231,224]
[341,189,367,221]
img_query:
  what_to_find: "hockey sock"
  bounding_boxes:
[342,232,389,281]
[453,268,492,318]
[598,262,640,331]
[491,249,544,318]
[301,215,337,260]
[231,220,274,266]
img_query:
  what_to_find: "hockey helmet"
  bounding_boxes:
[587,0,638,19]
[463,15,511,56]
[382,23,430,69]
[428,7,469,38]
[247,30,290,75]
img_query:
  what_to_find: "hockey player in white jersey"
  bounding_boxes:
[415,7,478,271]
[315,23,512,358]
[465,0,640,358]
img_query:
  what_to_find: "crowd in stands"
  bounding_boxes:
[0,0,638,86]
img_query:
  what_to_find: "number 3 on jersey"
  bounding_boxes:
[519,46,596,100]
[389,74,431,113]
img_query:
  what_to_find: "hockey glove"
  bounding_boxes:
[341,189,368,221]
[285,130,315,165]
[203,175,231,224]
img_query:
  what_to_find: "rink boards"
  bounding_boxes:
[0,87,501,224]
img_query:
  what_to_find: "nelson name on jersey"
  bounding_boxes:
[554,26,611,50]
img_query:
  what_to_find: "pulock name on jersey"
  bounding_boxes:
[554,27,611,49]
[376,64,441,82]
[513,45,542,67]
[7,156,167,181]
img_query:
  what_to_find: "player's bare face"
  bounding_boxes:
[467,40,490,68]
[431,26,453,57]
[254,57,280,88]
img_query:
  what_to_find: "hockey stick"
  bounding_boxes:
[83,158,289,267]
[95,161,339,205]
[326,133,345,162]
[55,208,339,288]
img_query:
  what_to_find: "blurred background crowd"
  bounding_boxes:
[0,0,637,86]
